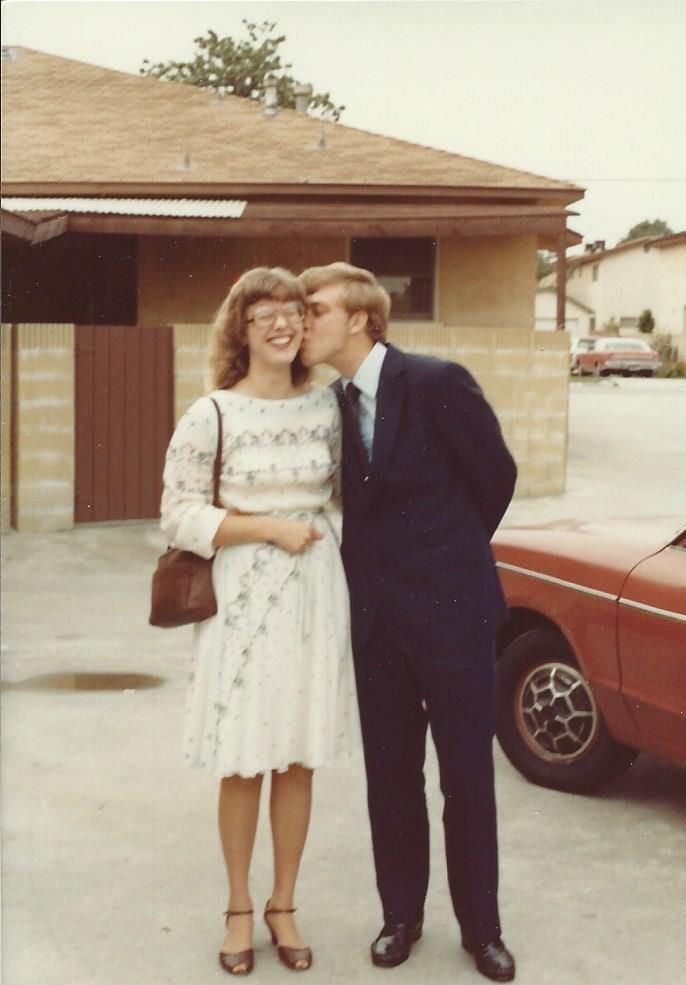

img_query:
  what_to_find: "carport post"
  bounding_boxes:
[556,229,567,330]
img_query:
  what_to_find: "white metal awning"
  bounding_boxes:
[1,197,247,219]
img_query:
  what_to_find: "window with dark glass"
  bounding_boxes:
[1,233,137,324]
[350,238,436,320]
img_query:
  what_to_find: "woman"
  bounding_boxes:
[160,267,357,975]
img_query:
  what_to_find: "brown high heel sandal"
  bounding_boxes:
[264,901,313,971]
[219,909,254,976]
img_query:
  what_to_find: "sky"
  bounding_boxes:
[3,0,686,252]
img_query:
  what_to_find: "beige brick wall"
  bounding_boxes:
[172,323,213,420]
[389,324,569,496]
[12,324,75,532]
[1,325,12,532]
[170,323,570,497]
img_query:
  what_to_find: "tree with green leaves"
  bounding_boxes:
[141,20,344,121]
[536,250,555,280]
[619,219,673,244]
[638,308,655,334]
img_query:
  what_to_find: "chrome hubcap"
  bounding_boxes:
[515,662,599,763]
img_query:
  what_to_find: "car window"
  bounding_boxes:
[596,339,651,352]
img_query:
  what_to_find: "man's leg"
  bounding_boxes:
[420,642,502,946]
[353,621,430,925]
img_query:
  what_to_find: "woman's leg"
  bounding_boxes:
[218,773,263,963]
[267,765,313,957]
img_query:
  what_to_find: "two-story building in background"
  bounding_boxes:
[538,232,686,345]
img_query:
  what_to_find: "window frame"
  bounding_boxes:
[349,236,437,321]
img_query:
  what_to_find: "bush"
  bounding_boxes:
[659,360,686,379]
[638,309,655,333]
[603,318,620,335]
[652,334,685,377]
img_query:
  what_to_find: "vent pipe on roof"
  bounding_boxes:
[294,84,313,114]
[263,74,278,117]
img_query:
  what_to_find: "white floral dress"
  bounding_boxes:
[160,385,358,778]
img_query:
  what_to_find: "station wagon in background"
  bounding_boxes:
[492,519,686,793]
[571,336,661,377]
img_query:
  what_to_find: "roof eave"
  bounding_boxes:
[38,210,572,240]
[0,179,584,207]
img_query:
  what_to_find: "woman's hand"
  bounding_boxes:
[269,518,324,554]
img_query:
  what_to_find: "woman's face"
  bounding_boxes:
[244,296,305,370]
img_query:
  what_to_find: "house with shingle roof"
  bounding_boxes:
[541,232,686,342]
[1,46,584,531]
[565,233,686,337]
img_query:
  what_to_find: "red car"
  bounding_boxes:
[492,519,686,792]
[573,336,661,377]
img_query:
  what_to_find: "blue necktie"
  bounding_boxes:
[343,383,369,472]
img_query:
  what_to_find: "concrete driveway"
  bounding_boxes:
[2,378,685,985]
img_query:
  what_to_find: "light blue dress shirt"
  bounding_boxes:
[343,342,387,461]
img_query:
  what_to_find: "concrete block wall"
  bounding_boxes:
[171,322,570,496]
[4,322,570,532]
[1,325,12,532]
[11,324,75,531]
[172,324,213,421]
[388,324,570,496]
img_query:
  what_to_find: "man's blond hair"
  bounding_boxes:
[300,262,390,342]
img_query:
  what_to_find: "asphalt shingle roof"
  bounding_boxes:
[2,47,581,196]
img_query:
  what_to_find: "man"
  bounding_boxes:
[300,262,518,982]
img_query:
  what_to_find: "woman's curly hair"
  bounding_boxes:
[209,267,309,390]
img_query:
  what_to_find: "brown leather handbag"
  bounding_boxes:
[149,397,223,628]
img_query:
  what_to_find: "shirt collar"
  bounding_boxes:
[345,342,387,400]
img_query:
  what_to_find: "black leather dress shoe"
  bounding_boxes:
[462,936,515,982]
[371,918,423,968]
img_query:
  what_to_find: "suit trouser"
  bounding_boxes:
[353,614,502,945]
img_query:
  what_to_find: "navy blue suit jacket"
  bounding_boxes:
[334,344,517,655]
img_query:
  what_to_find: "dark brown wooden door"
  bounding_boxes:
[75,325,174,522]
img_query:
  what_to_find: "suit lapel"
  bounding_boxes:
[370,344,405,485]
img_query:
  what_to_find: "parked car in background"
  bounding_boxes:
[492,519,686,793]
[573,336,661,377]
[569,337,596,373]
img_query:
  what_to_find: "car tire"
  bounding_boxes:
[496,628,636,793]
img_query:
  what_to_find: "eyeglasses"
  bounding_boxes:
[246,303,305,329]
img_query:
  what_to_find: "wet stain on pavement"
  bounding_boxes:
[1,672,166,692]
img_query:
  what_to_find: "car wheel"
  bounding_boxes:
[496,628,636,793]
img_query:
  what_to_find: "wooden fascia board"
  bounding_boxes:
[242,202,574,220]
[1,180,584,208]
[1,209,36,241]
[1,208,68,243]
[538,228,583,251]
[67,212,568,239]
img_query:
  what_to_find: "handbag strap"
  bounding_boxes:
[208,396,223,508]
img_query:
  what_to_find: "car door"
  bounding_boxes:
[617,531,686,762]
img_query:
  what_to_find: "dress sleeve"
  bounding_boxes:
[159,396,227,559]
